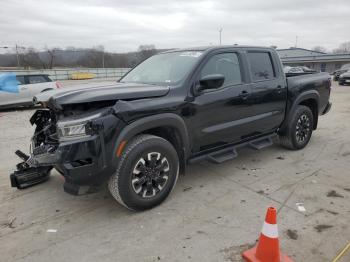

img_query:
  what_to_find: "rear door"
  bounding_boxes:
[25,75,54,102]
[246,51,287,134]
[189,51,256,150]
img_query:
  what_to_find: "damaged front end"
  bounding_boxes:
[10,109,59,189]
[10,100,122,194]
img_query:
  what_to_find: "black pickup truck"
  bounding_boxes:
[10,46,332,210]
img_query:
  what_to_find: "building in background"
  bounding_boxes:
[277,47,350,73]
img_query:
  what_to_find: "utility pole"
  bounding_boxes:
[15,44,20,68]
[219,28,223,45]
[295,36,298,48]
[102,51,105,68]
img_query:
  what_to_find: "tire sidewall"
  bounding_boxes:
[116,136,179,210]
[290,106,314,149]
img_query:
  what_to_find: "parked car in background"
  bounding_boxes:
[333,63,350,81]
[0,74,62,109]
[283,66,317,76]
[338,71,350,85]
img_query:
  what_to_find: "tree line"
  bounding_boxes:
[0,45,163,69]
[1,41,350,69]
[311,41,350,54]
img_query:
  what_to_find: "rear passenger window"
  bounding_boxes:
[200,53,242,86]
[16,76,25,85]
[28,75,47,84]
[247,52,275,81]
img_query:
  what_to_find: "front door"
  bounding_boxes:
[189,52,254,151]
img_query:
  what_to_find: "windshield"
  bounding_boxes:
[121,51,203,85]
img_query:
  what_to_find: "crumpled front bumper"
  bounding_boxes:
[10,109,124,195]
[11,132,112,195]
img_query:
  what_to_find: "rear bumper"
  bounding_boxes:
[322,102,332,115]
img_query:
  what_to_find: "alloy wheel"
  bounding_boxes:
[131,152,170,198]
[295,114,311,144]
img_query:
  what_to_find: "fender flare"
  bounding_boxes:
[112,113,190,164]
[280,90,320,133]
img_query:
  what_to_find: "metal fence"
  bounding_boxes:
[0,68,131,81]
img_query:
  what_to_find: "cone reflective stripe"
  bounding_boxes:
[242,207,294,262]
[261,221,278,238]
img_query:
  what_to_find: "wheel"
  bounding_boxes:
[108,134,179,211]
[279,105,314,150]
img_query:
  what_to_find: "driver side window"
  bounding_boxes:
[200,53,242,87]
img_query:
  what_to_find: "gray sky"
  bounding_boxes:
[1,0,350,52]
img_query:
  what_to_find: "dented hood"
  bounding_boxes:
[34,82,170,107]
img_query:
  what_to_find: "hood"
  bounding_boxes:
[340,71,350,78]
[34,82,170,107]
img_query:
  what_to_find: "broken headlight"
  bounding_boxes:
[57,112,102,141]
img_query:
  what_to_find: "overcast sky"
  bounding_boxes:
[1,0,350,53]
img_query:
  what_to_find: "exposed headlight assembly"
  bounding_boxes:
[57,112,102,141]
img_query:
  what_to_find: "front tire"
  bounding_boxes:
[279,105,314,150]
[108,134,179,211]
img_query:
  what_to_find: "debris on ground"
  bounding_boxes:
[343,188,350,192]
[257,190,265,194]
[327,190,344,198]
[183,186,192,192]
[296,203,306,212]
[0,217,16,229]
[286,229,298,240]
[46,229,58,233]
[314,224,333,233]
[276,156,285,160]
[326,210,339,215]
[341,151,350,157]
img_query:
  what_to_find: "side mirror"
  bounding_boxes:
[198,74,225,91]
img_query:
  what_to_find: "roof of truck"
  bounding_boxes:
[162,45,275,53]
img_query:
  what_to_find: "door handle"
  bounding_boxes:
[239,90,249,99]
[276,85,282,93]
[21,87,28,90]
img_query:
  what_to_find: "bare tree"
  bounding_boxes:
[312,46,327,53]
[46,48,59,69]
[20,48,45,69]
[137,44,157,62]
[332,41,350,54]
[77,46,105,67]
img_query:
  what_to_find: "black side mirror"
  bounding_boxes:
[198,74,225,91]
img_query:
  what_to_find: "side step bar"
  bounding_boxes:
[189,134,276,164]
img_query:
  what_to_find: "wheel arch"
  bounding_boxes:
[113,113,190,174]
[279,90,320,134]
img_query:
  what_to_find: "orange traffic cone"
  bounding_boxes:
[242,207,294,262]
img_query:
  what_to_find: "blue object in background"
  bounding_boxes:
[0,73,19,93]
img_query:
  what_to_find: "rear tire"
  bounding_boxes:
[108,134,179,211]
[279,105,314,150]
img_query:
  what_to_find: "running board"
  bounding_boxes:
[189,134,276,164]
[248,136,274,150]
[207,148,238,164]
